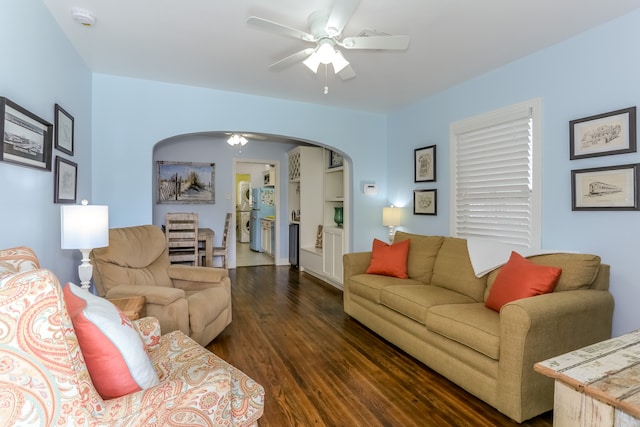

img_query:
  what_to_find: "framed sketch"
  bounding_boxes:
[571,164,640,211]
[329,150,343,168]
[414,189,437,215]
[54,156,77,203]
[0,97,53,171]
[54,104,74,155]
[570,106,636,159]
[414,145,436,182]
[157,161,215,204]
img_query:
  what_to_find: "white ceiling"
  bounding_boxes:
[42,0,640,113]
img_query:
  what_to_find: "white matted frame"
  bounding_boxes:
[570,107,636,159]
[414,145,436,182]
[54,156,77,203]
[54,104,74,156]
[571,164,640,211]
[414,189,437,215]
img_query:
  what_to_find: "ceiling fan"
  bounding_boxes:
[247,0,410,83]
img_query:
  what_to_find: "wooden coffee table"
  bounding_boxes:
[107,296,146,320]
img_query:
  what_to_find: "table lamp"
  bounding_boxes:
[61,200,109,289]
[382,206,401,243]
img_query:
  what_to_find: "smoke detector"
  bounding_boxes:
[71,8,96,26]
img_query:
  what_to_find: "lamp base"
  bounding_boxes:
[388,226,395,243]
[77,248,94,290]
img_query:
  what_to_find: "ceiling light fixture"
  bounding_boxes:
[227,134,248,147]
[71,7,96,26]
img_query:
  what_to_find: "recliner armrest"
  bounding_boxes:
[105,284,185,305]
[168,264,228,282]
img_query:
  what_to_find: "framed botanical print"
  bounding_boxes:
[54,156,77,203]
[54,104,74,155]
[414,189,437,215]
[415,145,436,182]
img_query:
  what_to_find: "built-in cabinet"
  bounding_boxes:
[288,146,348,289]
[261,218,274,256]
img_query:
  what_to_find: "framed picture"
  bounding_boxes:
[54,156,77,203]
[54,103,74,155]
[414,189,437,215]
[570,106,636,159]
[0,97,53,171]
[571,164,640,211]
[157,161,215,204]
[329,150,343,168]
[414,145,436,182]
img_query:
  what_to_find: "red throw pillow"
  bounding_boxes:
[485,251,562,312]
[366,238,410,279]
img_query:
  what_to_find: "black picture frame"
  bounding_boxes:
[414,189,437,215]
[0,97,53,171]
[157,161,215,204]
[571,163,640,211]
[414,145,436,182]
[54,156,77,203]
[54,103,74,156]
[329,150,343,168]
[569,106,636,159]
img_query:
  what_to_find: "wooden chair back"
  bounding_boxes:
[165,212,199,266]
[213,213,231,268]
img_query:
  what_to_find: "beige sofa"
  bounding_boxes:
[343,232,614,422]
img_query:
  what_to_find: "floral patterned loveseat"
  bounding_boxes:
[0,246,264,426]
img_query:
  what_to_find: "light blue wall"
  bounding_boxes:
[92,75,389,252]
[0,0,92,283]
[388,9,640,336]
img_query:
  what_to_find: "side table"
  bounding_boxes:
[534,329,640,427]
[107,296,146,321]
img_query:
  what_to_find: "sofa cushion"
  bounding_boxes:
[350,274,424,304]
[63,283,160,399]
[393,232,444,283]
[485,253,600,299]
[431,238,487,302]
[366,238,410,278]
[485,251,561,312]
[0,246,40,279]
[380,285,476,325]
[426,303,501,360]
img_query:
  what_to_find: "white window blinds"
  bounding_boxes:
[450,99,541,247]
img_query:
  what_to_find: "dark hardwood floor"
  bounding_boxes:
[207,266,553,427]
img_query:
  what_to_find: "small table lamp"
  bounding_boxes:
[382,206,401,243]
[61,200,109,290]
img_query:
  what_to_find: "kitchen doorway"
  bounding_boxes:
[235,160,278,267]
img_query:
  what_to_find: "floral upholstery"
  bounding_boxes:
[0,249,264,426]
[0,246,40,279]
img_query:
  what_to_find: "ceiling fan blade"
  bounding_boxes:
[326,0,361,37]
[338,65,356,81]
[247,16,315,42]
[341,35,410,50]
[268,48,315,70]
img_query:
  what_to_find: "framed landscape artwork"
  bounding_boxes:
[414,145,436,182]
[0,97,53,171]
[570,107,636,159]
[571,164,640,211]
[157,161,215,204]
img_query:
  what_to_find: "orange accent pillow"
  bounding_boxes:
[366,238,410,279]
[485,251,562,312]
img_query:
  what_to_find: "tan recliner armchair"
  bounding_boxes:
[91,224,231,346]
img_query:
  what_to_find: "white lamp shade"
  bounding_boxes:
[61,204,109,250]
[332,50,349,74]
[382,206,401,227]
[303,53,321,73]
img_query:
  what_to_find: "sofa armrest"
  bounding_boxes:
[132,316,161,351]
[496,289,614,420]
[343,251,372,314]
[168,264,230,292]
[105,284,185,305]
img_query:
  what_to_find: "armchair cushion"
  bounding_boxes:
[63,283,159,399]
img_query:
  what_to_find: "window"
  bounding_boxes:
[450,99,541,247]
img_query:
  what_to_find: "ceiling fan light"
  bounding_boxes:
[227,134,248,146]
[316,42,336,64]
[303,53,321,73]
[332,50,349,74]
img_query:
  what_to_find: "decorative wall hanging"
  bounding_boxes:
[157,161,215,204]
[570,107,636,159]
[414,145,436,182]
[0,97,53,171]
[54,103,74,156]
[329,150,343,168]
[54,156,77,203]
[414,189,437,215]
[571,164,639,211]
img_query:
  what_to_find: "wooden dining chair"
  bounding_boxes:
[165,212,199,266]
[213,213,231,268]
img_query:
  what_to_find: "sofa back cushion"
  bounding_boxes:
[393,232,444,283]
[485,252,602,299]
[431,237,487,302]
[0,246,40,280]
